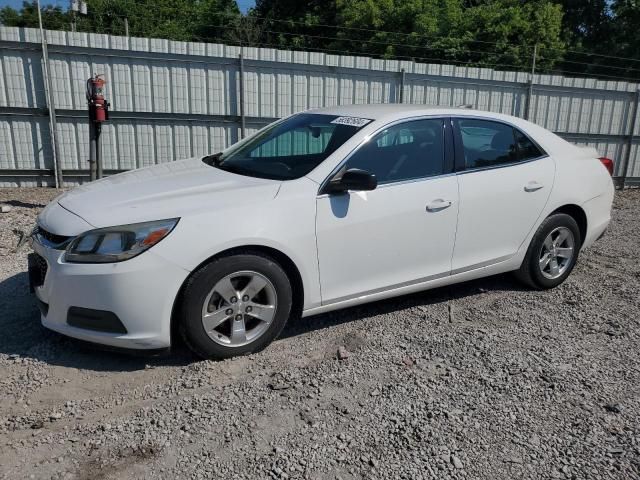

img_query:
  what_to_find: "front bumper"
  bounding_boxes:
[31,239,190,350]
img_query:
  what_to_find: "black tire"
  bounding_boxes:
[179,252,293,360]
[515,213,581,290]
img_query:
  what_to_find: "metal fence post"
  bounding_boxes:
[619,88,640,189]
[398,68,405,103]
[238,51,246,139]
[525,44,537,121]
[37,3,64,188]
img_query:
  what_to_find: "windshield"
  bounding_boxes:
[204,113,372,180]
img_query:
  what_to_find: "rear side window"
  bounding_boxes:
[458,119,517,169]
[457,119,545,170]
[345,119,444,184]
[515,129,544,160]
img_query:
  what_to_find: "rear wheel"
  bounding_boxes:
[180,253,293,359]
[516,213,581,289]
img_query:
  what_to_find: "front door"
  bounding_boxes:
[315,117,459,304]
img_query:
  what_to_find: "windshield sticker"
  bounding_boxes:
[330,116,372,128]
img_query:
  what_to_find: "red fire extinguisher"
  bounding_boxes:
[86,74,109,122]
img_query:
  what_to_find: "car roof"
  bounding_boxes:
[306,104,545,133]
[308,104,492,121]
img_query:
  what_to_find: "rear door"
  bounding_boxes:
[451,117,555,273]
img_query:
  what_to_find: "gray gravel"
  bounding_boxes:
[1,187,639,480]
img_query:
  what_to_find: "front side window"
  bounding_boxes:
[344,119,445,184]
[206,113,371,180]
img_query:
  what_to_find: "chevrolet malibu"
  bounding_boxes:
[29,105,614,359]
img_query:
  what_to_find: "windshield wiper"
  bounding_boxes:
[202,153,223,167]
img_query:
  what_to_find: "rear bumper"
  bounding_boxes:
[581,189,613,249]
[32,240,190,350]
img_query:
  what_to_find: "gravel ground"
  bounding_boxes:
[0,187,639,480]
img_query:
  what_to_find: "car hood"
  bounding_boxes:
[55,158,281,229]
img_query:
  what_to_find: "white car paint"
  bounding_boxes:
[32,105,614,350]
[316,175,459,302]
[452,155,555,272]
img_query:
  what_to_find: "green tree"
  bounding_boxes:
[0,0,241,44]
[0,1,70,30]
[75,0,240,42]
[609,1,640,62]
[554,0,640,80]
[253,0,565,71]
[252,0,340,50]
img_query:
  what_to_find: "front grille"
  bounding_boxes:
[36,227,71,246]
[34,226,72,249]
[28,252,48,291]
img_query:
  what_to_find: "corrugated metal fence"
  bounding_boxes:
[0,26,639,187]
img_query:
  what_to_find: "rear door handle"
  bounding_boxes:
[524,181,544,192]
[426,199,452,212]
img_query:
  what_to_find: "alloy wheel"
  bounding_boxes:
[538,226,575,280]
[201,270,277,347]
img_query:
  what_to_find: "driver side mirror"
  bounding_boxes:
[325,168,378,194]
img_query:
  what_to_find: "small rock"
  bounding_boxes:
[451,455,463,469]
[504,456,523,464]
[1,205,12,213]
[604,403,621,414]
[268,382,290,391]
[402,357,414,367]
[30,420,44,430]
[337,346,350,360]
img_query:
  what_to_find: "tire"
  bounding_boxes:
[179,252,293,360]
[516,213,581,290]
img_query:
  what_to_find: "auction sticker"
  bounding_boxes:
[330,116,372,128]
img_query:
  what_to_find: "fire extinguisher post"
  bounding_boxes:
[88,116,98,181]
[86,75,109,181]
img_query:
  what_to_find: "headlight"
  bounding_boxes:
[65,218,179,263]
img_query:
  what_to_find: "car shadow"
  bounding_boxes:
[280,273,528,340]
[0,271,196,372]
[0,270,527,371]
[3,199,48,209]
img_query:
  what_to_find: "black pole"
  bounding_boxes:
[89,121,97,181]
[96,123,103,179]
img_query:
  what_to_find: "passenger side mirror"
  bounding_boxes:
[326,168,378,194]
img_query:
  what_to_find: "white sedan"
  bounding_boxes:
[30,105,614,359]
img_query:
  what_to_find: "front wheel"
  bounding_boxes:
[516,213,581,289]
[179,253,293,359]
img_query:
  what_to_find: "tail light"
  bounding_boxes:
[599,157,614,176]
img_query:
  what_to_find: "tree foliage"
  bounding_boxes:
[253,0,564,71]
[0,0,241,43]
[1,0,640,80]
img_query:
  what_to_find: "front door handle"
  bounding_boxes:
[426,199,452,212]
[524,181,544,192]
